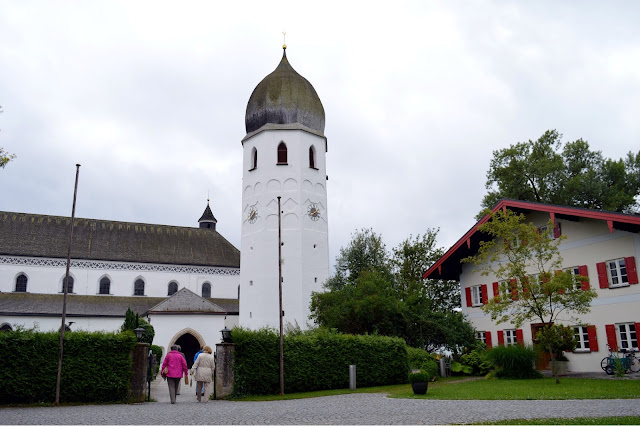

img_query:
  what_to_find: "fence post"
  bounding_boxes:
[349,365,356,390]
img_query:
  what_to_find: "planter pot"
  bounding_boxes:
[411,381,428,395]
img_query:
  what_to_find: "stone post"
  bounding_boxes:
[129,342,149,402]
[215,343,235,399]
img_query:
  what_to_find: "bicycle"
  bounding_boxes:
[600,345,640,374]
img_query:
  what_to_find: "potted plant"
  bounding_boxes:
[408,371,429,395]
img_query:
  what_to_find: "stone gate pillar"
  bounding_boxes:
[129,342,149,402]
[215,343,235,399]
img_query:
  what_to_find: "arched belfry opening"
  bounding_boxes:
[169,328,205,369]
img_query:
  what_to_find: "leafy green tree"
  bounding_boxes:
[120,307,155,345]
[325,228,391,291]
[463,208,597,382]
[480,130,640,218]
[311,228,476,353]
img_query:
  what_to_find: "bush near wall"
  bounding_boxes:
[150,344,163,374]
[232,328,408,396]
[0,329,137,404]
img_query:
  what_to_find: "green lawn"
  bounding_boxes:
[233,377,640,401]
[475,416,640,425]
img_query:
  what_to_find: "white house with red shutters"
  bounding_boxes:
[423,199,640,373]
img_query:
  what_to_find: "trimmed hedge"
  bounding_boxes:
[0,329,137,403]
[232,328,408,396]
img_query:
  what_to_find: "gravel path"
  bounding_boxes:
[1,377,638,425]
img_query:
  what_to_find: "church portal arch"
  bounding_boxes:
[168,327,206,369]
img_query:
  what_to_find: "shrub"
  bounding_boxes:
[406,346,438,379]
[121,308,154,345]
[486,345,542,379]
[459,345,493,375]
[408,371,430,383]
[232,327,408,396]
[150,344,163,374]
[0,328,137,403]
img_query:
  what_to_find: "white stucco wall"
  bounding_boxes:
[0,315,124,333]
[461,215,640,373]
[0,256,239,299]
[239,128,329,330]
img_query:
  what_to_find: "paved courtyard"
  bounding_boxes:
[1,376,639,425]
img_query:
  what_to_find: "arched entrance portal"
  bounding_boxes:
[174,333,200,369]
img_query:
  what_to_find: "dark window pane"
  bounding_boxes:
[309,146,315,168]
[15,274,27,292]
[277,142,287,164]
[252,148,258,169]
[202,282,211,298]
[99,277,110,295]
[134,279,145,296]
[63,276,74,293]
[168,282,178,296]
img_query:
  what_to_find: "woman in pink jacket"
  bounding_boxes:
[161,345,188,404]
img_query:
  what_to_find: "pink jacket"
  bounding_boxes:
[161,350,188,378]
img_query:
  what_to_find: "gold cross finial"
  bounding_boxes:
[282,31,287,49]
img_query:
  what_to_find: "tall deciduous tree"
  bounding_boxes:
[310,228,475,353]
[463,209,597,382]
[480,130,640,218]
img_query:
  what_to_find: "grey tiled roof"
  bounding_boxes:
[149,288,224,313]
[0,211,240,268]
[0,292,239,317]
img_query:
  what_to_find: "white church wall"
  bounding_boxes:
[0,256,239,299]
[0,315,124,333]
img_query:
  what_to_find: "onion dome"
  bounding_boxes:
[245,48,325,135]
[198,200,217,230]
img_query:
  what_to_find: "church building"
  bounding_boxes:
[0,46,329,361]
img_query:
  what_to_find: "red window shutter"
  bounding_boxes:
[485,331,492,349]
[465,287,472,307]
[493,282,499,297]
[497,330,504,346]
[605,324,618,351]
[596,262,609,289]
[587,325,598,352]
[481,284,488,304]
[579,265,590,290]
[515,329,524,345]
[553,222,562,239]
[510,278,518,300]
[625,257,638,284]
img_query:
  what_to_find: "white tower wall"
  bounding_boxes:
[239,128,329,330]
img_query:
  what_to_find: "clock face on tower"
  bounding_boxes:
[248,208,258,224]
[307,203,320,221]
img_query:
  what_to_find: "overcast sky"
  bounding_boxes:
[2,1,639,270]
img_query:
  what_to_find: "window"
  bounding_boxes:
[202,282,211,298]
[309,146,316,168]
[277,142,287,164]
[504,329,517,346]
[134,279,145,296]
[471,285,483,306]
[0,323,12,332]
[475,331,486,345]
[499,279,518,301]
[99,277,110,295]
[538,223,561,239]
[597,257,638,288]
[167,281,178,296]
[62,276,74,293]
[15,274,27,292]
[250,147,257,170]
[618,323,638,350]
[574,326,590,351]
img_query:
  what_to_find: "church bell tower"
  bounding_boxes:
[239,46,329,330]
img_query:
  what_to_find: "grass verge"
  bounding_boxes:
[474,416,640,425]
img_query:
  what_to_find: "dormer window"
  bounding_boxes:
[309,146,316,169]
[277,142,288,164]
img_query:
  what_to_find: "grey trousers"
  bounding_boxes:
[196,381,212,402]
[167,377,181,403]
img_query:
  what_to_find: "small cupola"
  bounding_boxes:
[198,199,217,230]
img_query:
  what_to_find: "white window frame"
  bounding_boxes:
[504,329,517,346]
[564,266,582,290]
[475,331,486,345]
[538,225,553,240]
[573,326,590,352]
[617,323,638,350]
[470,285,483,306]
[500,280,515,300]
[608,258,629,287]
